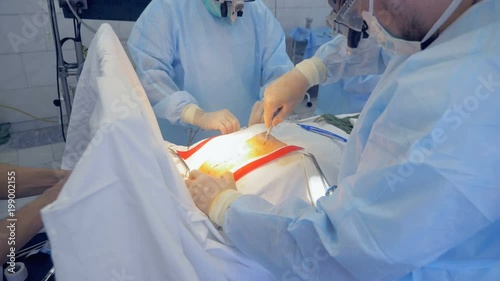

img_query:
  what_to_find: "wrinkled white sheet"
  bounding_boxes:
[42,24,349,281]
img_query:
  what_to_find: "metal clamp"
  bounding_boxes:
[299,151,333,206]
[168,148,190,178]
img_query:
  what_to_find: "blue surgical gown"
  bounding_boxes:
[313,36,392,115]
[314,75,381,115]
[223,0,500,280]
[128,0,293,145]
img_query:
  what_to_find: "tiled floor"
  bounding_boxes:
[0,142,65,167]
[9,126,65,150]
[0,126,65,168]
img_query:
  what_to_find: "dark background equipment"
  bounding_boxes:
[48,0,152,141]
[58,0,152,22]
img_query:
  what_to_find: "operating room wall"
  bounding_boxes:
[0,0,331,126]
[262,0,331,32]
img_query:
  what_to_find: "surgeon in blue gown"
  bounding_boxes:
[312,11,390,115]
[128,0,293,145]
[186,0,500,280]
[312,36,392,115]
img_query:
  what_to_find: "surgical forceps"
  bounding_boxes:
[299,151,337,206]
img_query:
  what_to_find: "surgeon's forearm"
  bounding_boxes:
[0,195,51,265]
[0,164,66,199]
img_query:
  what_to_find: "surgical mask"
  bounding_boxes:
[361,0,463,55]
[203,0,224,17]
[202,0,254,22]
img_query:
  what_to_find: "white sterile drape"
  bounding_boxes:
[42,24,349,281]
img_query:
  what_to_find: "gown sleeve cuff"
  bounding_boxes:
[180,103,202,125]
[209,189,243,227]
[295,57,327,88]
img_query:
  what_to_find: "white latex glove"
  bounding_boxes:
[181,104,240,134]
[248,101,264,126]
[263,68,309,128]
[185,170,237,215]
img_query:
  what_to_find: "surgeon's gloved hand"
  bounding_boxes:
[263,69,309,128]
[181,104,240,134]
[248,101,264,126]
[185,170,239,219]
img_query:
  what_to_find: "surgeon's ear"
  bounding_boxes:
[376,9,393,26]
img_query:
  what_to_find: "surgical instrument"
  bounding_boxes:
[264,107,282,145]
[299,151,335,206]
[264,127,272,145]
[168,148,190,178]
[41,267,55,281]
[297,123,348,143]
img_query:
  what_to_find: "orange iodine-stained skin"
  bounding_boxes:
[198,132,286,177]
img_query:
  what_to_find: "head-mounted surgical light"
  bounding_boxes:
[327,0,368,48]
[203,0,255,22]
